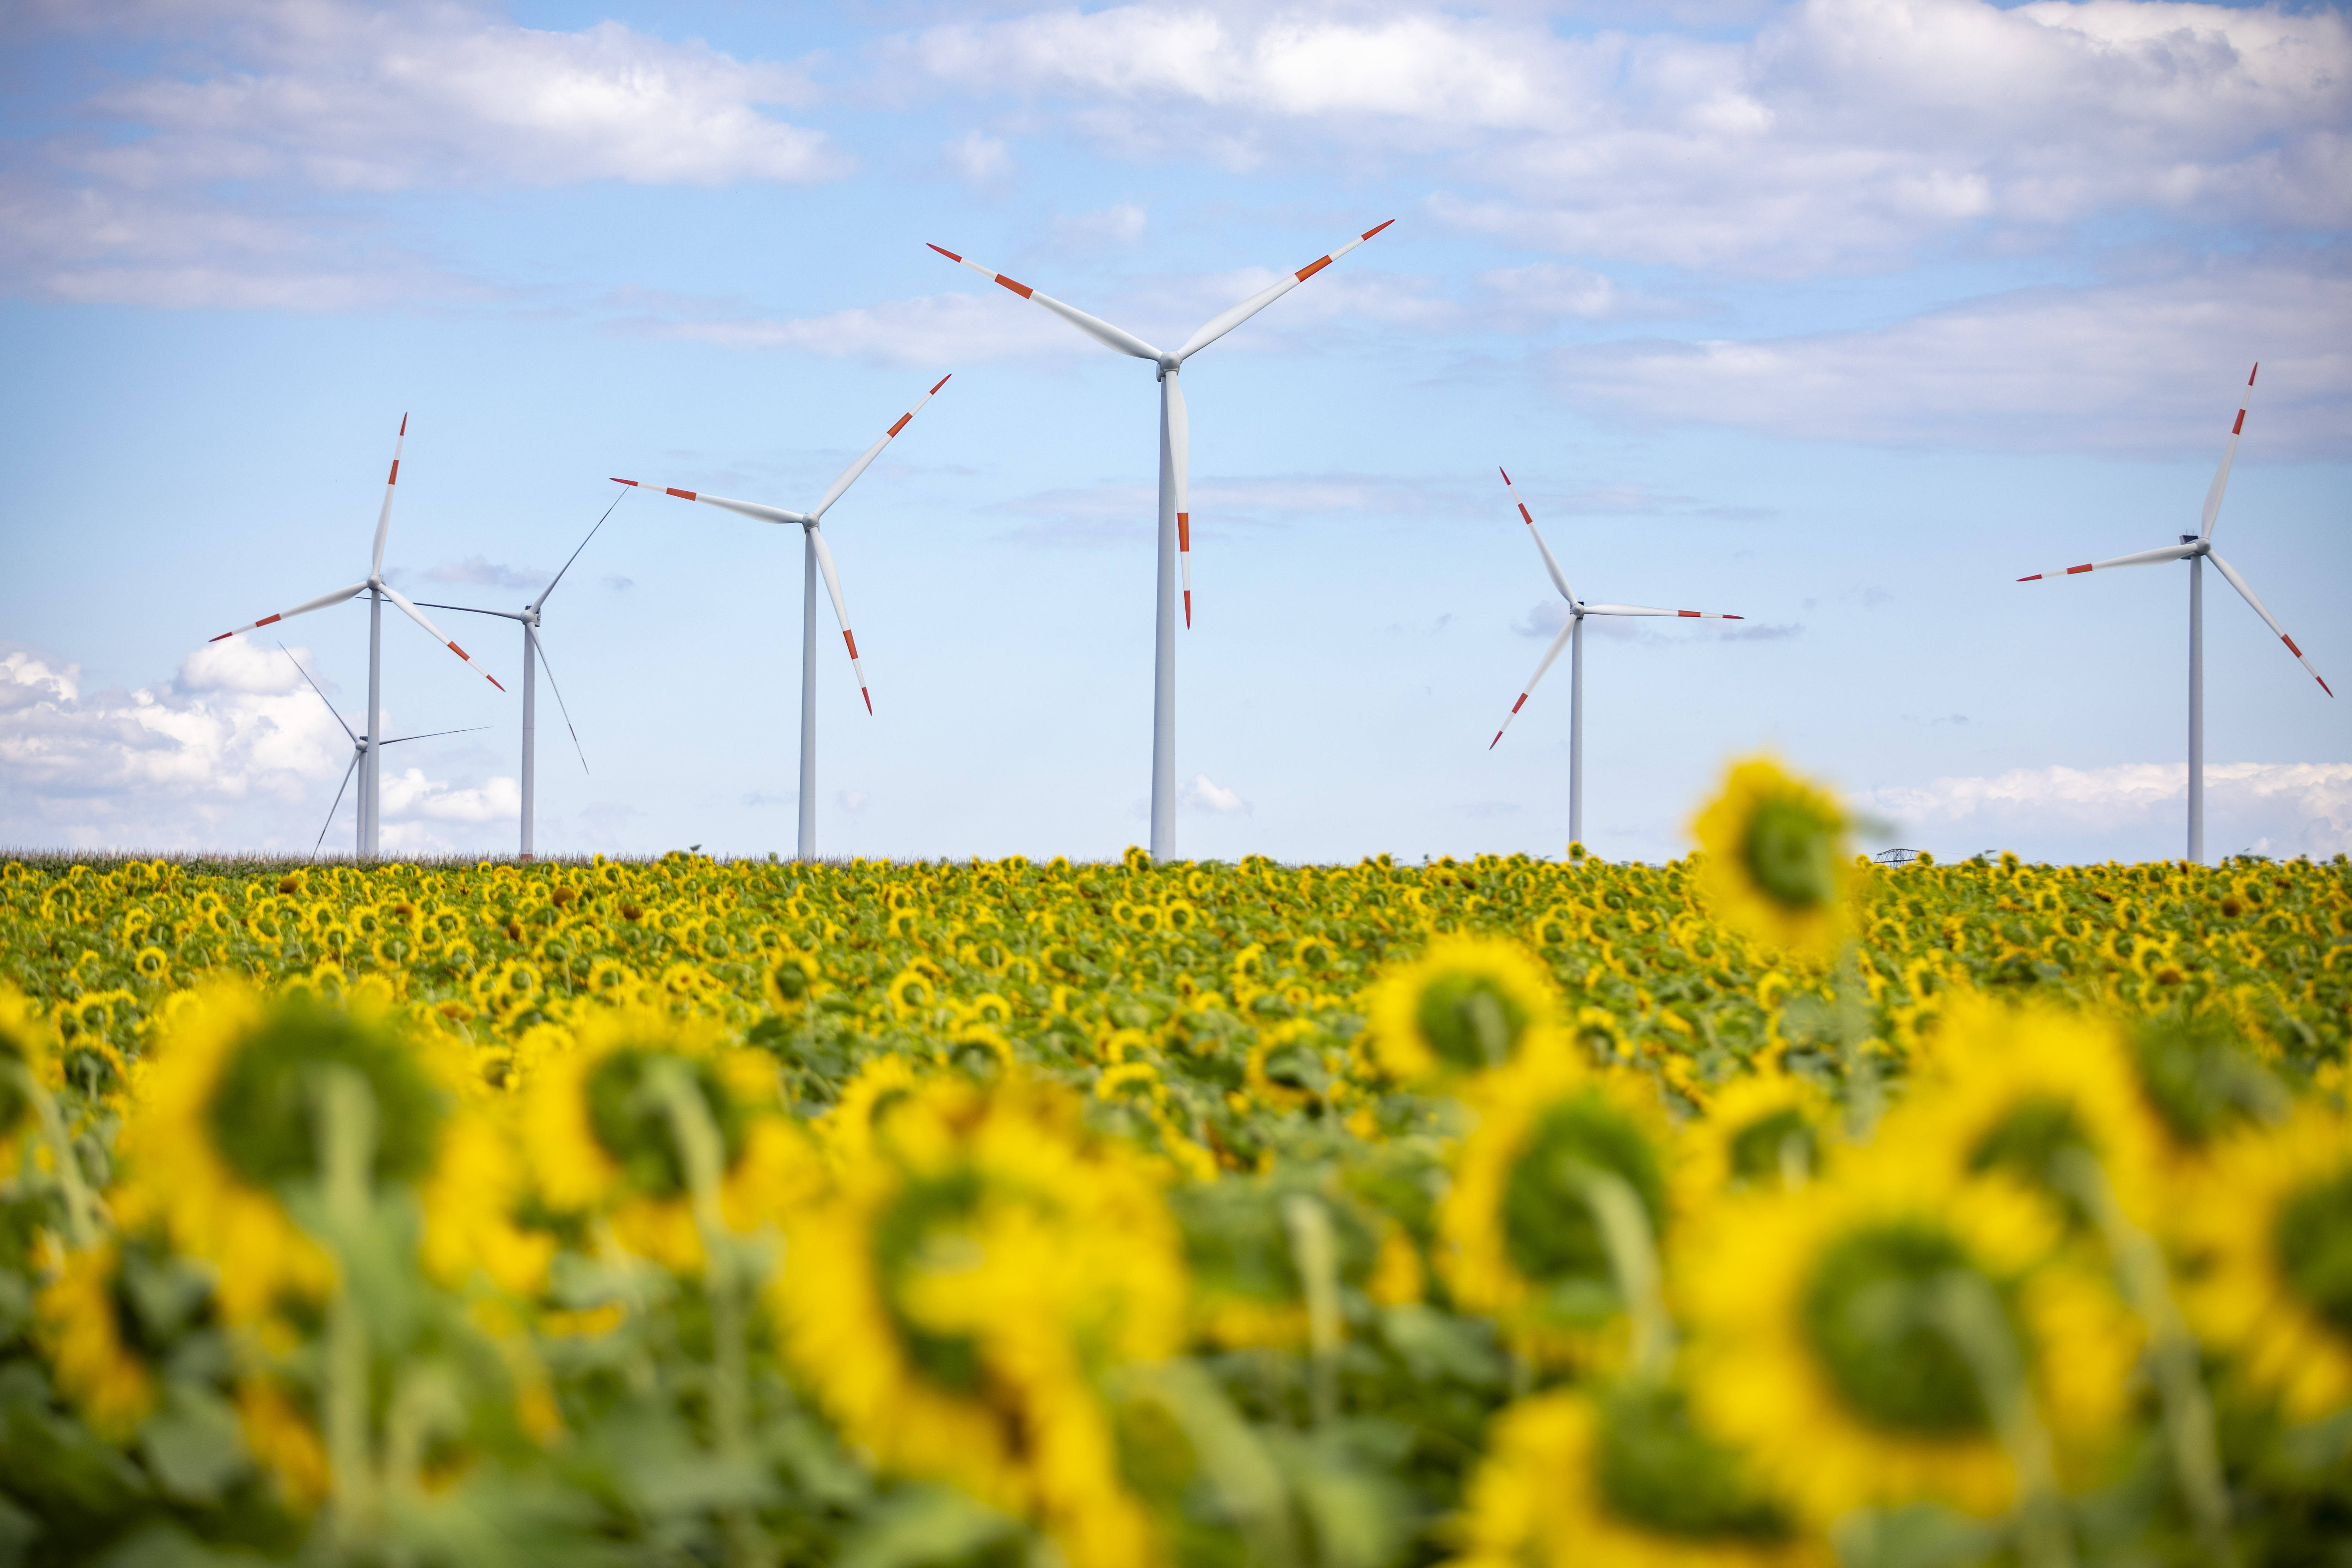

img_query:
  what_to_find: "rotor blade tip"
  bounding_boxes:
[927,243,960,260]
[1364,219,1395,238]
[2017,574,2041,582]
[399,413,407,435]
[209,632,233,642]
[2249,363,2259,383]
[1498,466,1510,483]
[931,373,952,393]
[862,690,873,715]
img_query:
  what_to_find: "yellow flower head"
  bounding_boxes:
[1675,1070,1836,1209]
[1439,1052,1674,1364]
[36,1241,156,1441]
[1364,935,1564,1084]
[118,984,450,1323]
[1691,758,1852,966]
[2178,1101,2352,1419]
[1680,1145,2138,1524]
[1452,1383,1826,1568]
[775,1073,1184,1568]
[0,984,50,1167]
[1892,994,2163,1229]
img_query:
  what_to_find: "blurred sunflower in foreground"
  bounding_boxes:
[1692,757,1853,966]
[775,1073,1186,1568]
[1365,935,1562,1083]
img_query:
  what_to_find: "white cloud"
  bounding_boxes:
[0,639,511,852]
[637,290,1085,366]
[1180,773,1251,814]
[1855,762,2352,861]
[943,129,1013,183]
[426,557,548,592]
[903,1,2352,272]
[7,0,843,308]
[1476,262,1701,324]
[1052,202,1150,248]
[1550,259,2352,455]
[839,790,872,813]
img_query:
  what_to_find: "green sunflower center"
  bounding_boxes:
[1800,1221,1995,1435]
[1726,1107,1816,1187]
[1741,795,1840,912]
[2274,1167,2352,1338]
[1967,1094,2092,1197]
[583,1049,748,1198]
[1592,1384,1792,1541]
[206,1001,444,1190]
[874,1168,988,1393]
[1501,1092,1669,1310]
[1416,971,1529,1069]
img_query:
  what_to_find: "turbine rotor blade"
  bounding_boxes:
[379,582,506,691]
[315,754,358,862]
[537,483,630,610]
[1490,615,1577,750]
[807,525,872,714]
[370,413,408,578]
[1176,218,1396,362]
[2208,551,2332,695]
[608,479,802,527]
[277,642,357,745]
[2016,542,2199,581]
[1499,467,1577,605]
[925,244,1161,360]
[211,581,369,642]
[1168,370,1192,629]
[378,726,493,746]
[2201,363,2258,543]
[807,373,953,522]
[526,623,591,773]
[1579,603,1745,619]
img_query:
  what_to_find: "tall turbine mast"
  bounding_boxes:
[928,221,1394,859]
[611,373,951,861]
[1487,468,1744,848]
[2018,365,2330,862]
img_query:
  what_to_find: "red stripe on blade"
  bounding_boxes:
[2320,676,2334,697]
[1518,504,1533,524]
[888,414,912,436]
[995,274,1033,299]
[2285,635,2303,656]
[1177,512,1190,551]
[1295,255,1332,282]
[843,631,859,659]
[1498,467,1511,485]
[2233,411,2245,434]
[861,689,872,715]
[1183,591,1192,628]
[209,632,232,642]
[485,672,505,692]
[1678,609,1699,617]
[2249,364,2259,385]
[1725,614,1744,620]
[927,243,962,262]
[399,414,407,436]
[929,373,952,394]
[667,487,696,500]
[1490,733,1503,749]
[257,614,281,627]
[2066,564,2094,574]
[1362,219,1395,239]
[388,459,399,484]
[449,642,469,659]
[1511,694,1527,713]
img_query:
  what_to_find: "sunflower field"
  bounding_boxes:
[0,759,2348,1568]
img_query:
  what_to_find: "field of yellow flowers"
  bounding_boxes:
[0,760,2346,1568]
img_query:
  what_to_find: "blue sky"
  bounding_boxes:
[2,0,2346,864]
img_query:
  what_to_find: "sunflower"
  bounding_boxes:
[35,1241,156,1440]
[1675,1071,1835,1209]
[520,1003,809,1272]
[1364,935,1564,1084]
[822,1052,929,1164]
[2176,1102,2352,1419]
[421,1108,558,1297]
[1690,758,1851,966]
[0,985,49,1172]
[1680,1146,2138,1523]
[775,1073,1184,1568]
[1439,1051,1674,1363]
[1892,995,2163,1229]
[116,984,450,1323]
[1452,1383,1824,1568]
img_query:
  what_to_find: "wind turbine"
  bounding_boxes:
[609,373,952,861]
[415,490,623,860]
[210,416,505,859]
[2017,364,2330,863]
[278,647,486,860]
[1486,468,1744,847]
[927,220,1395,858]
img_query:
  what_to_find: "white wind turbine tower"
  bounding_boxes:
[1486,468,1745,847]
[416,491,623,860]
[610,373,952,861]
[211,416,505,859]
[278,647,487,861]
[2017,364,2330,863]
[927,220,1395,859]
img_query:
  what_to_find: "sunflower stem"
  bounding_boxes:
[1924,1270,2074,1568]
[1280,1193,1343,1427]
[1566,1160,1675,1381]
[650,1063,767,1568]
[2054,1150,2235,1568]
[312,1065,380,1552]
[11,1064,98,1250]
